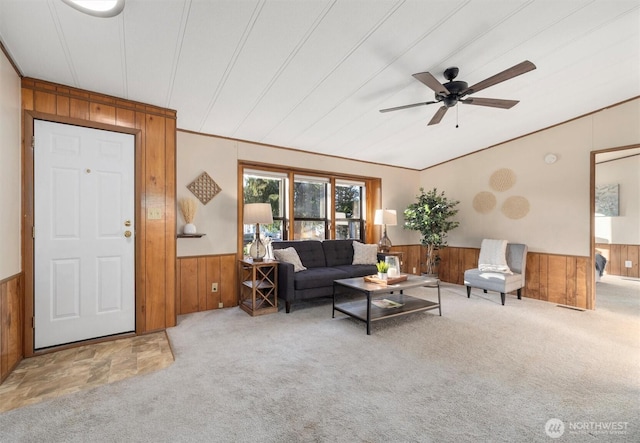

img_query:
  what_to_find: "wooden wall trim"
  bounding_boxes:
[595,243,640,278]
[0,272,23,286]
[1,273,23,383]
[176,255,238,315]
[393,245,594,310]
[22,78,176,119]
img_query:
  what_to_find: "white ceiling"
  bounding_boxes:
[1,0,639,170]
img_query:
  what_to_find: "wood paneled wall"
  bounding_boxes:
[595,243,640,278]
[21,78,176,355]
[393,245,594,310]
[176,255,238,315]
[1,273,22,383]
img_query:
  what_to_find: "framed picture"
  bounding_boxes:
[595,184,619,216]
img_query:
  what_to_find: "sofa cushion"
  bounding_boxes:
[333,264,377,278]
[322,239,356,267]
[273,240,326,268]
[352,241,378,265]
[273,247,306,272]
[293,267,350,290]
[464,268,523,293]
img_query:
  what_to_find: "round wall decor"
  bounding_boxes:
[502,196,530,219]
[489,168,516,192]
[472,191,497,214]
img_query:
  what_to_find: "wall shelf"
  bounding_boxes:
[177,233,206,238]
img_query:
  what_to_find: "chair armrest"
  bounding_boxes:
[276,261,295,302]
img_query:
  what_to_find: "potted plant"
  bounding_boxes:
[376,261,390,280]
[403,187,460,276]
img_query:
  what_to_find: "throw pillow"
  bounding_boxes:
[478,239,512,274]
[273,247,307,272]
[352,241,378,265]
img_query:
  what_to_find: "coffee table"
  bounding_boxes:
[332,275,441,335]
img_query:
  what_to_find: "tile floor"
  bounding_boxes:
[0,332,174,413]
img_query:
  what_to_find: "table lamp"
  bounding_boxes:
[374,209,397,253]
[244,203,273,261]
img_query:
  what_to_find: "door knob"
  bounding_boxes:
[124,230,132,238]
[124,220,131,227]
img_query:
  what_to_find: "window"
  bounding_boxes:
[293,175,329,240]
[240,163,380,248]
[243,170,287,250]
[334,180,365,240]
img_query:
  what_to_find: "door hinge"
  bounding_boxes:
[32,226,35,238]
[31,136,35,149]
[32,317,35,328]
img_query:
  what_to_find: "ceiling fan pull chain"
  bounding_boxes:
[456,104,459,128]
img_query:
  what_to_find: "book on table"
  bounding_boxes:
[372,298,404,309]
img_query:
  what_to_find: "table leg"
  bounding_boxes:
[332,282,336,318]
[366,292,371,335]
[437,282,442,316]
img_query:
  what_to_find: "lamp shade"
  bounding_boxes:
[374,209,397,226]
[243,203,273,225]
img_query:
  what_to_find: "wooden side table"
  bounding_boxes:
[238,258,278,316]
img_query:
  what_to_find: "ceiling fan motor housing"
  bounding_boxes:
[437,80,468,107]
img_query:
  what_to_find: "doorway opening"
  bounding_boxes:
[591,145,640,309]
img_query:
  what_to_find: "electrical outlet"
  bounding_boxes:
[412,267,417,274]
[218,302,223,308]
[211,283,218,292]
[147,207,162,220]
[625,260,633,268]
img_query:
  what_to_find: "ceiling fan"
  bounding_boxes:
[379,60,536,125]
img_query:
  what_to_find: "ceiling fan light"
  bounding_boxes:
[444,96,458,107]
[61,0,125,17]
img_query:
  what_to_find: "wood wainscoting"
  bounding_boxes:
[22,78,177,356]
[1,273,23,384]
[595,243,640,278]
[176,255,238,315]
[391,245,593,310]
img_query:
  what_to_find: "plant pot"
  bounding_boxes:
[377,272,388,280]
[183,223,196,234]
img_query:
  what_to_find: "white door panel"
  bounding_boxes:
[34,120,135,349]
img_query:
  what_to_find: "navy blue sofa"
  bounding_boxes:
[272,239,378,313]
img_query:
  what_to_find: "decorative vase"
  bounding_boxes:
[385,256,401,276]
[377,272,388,280]
[249,239,267,261]
[183,223,196,234]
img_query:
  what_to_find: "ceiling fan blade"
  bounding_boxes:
[460,97,519,109]
[412,72,448,96]
[428,106,448,125]
[379,101,436,113]
[461,60,536,96]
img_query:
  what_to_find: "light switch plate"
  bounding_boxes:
[147,207,162,220]
[625,260,632,268]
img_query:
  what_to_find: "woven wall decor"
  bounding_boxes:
[489,168,516,192]
[472,191,497,214]
[501,196,530,219]
[187,172,222,204]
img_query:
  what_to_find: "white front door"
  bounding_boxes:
[34,120,135,349]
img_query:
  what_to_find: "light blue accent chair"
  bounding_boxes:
[464,243,528,305]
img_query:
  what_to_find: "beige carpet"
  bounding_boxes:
[0,279,637,442]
